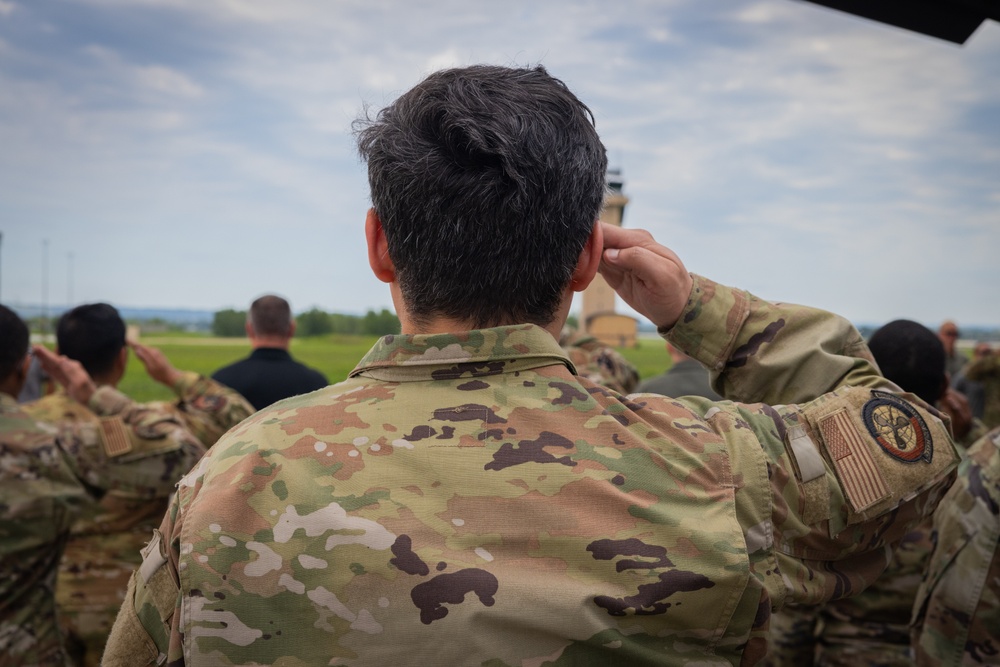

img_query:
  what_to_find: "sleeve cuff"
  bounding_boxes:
[663,274,750,372]
[172,370,201,397]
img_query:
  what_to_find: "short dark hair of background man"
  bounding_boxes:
[211,294,328,410]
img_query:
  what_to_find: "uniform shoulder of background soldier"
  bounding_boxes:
[558,326,639,394]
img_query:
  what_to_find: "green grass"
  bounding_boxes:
[51,332,672,403]
[619,336,672,383]
[118,334,383,402]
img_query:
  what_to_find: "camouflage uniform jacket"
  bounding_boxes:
[23,372,253,666]
[105,276,958,667]
[912,427,1000,666]
[0,388,206,666]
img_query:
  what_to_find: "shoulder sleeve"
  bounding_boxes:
[720,385,958,610]
[667,275,882,405]
[57,386,208,497]
[172,371,255,446]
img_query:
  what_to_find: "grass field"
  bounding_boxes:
[103,333,673,402]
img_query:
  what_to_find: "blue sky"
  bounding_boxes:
[1,0,998,328]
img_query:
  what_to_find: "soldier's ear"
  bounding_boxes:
[366,209,395,284]
[569,221,603,292]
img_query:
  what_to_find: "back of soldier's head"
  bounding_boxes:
[57,303,126,378]
[249,295,293,337]
[0,305,29,383]
[356,64,608,329]
[868,319,946,405]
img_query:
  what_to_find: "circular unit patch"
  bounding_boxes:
[862,390,933,463]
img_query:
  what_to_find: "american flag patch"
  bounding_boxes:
[819,408,889,512]
[100,417,133,458]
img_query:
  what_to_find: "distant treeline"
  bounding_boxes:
[212,308,400,338]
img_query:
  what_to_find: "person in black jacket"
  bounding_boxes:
[212,295,328,409]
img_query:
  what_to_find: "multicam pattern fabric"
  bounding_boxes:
[558,326,639,394]
[105,276,958,666]
[765,520,935,667]
[912,427,1000,666]
[813,519,934,666]
[0,388,206,666]
[23,372,253,667]
[765,444,977,667]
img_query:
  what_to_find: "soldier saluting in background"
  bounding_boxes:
[0,304,209,665]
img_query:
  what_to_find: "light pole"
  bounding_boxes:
[42,239,49,336]
[67,251,74,306]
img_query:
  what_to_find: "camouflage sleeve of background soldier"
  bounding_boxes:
[161,371,255,447]
[558,328,640,394]
[58,385,208,498]
[964,354,1000,383]
[912,427,1000,666]
[666,274,885,406]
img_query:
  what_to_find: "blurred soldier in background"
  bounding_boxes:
[558,326,639,393]
[962,343,1000,429]
[211,295,328,410]
[0,304,206,665]
[938,320,966,380]
[954,341,992,421]
[912,424,1000,665]
[23,303,254,667]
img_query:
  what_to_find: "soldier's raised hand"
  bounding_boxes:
[598,222,693,330]
[130,341,183,387]
[33,345,96,405]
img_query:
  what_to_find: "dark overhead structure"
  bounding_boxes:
[798,0,1000,44]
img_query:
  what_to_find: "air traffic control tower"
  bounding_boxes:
[582,169,638,348]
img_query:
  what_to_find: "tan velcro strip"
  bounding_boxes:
[819,408,889,512]
[800,477,831,526]
[100,417,134,458]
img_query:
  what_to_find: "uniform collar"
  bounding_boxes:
[350,324,576,382]
[249,347,293,361]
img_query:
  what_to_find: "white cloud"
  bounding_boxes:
[136,64,203,97]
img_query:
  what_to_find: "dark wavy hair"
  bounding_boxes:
[355,65,607,329]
